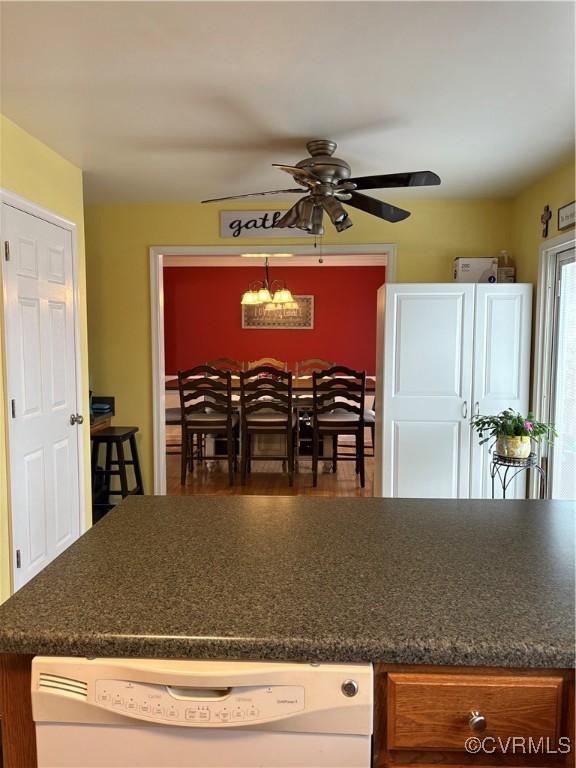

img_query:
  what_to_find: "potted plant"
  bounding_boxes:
[470,408,556,459]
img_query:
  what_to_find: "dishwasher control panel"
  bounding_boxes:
[95,680,305,726]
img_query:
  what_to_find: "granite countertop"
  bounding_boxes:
[0,496,573,668]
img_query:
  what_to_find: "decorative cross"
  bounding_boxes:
[541,205,552,238]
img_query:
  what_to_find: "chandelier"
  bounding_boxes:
[240,255,297,310]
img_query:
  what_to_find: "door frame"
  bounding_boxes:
[0,188,87,593]
[532,230,576,497]
[150,243,396,494]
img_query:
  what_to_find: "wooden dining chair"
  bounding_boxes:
[295,358,334,377]
[294,358,335,408]
[293,359,335,464]
[312,366,366,487]
[247,357,288,371]
[178,365,238,485]
[363,398,376,457]
[205,359,243,411]
[240,366,295,486]
[205,357,244,372]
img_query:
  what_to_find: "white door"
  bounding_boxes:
[2,203,82,590]
[470,284,532,498]
[379,284,474,498]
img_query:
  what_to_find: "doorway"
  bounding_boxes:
[150,245,395,495]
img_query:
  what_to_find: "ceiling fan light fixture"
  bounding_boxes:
[296,197,315,231]
[309,205,324,236]
[275,204,301,229]
[321,195,349,226]
[335,213,353,232]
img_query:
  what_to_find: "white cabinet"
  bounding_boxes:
[374,283,532,498]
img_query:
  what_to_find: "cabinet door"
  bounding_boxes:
[379,285,474,498]
[471,285,532,498]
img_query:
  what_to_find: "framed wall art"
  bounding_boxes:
[558,201,575,231]
[242,295,314,330]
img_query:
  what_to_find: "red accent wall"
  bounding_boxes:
[163,266,385,375]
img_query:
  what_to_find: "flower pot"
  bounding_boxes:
[495,436,531,459]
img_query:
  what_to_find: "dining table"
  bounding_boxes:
[165,375,376,392]
[165,375,376,470]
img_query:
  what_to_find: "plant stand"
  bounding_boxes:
[490,452,546,499]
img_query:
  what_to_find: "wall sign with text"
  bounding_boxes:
[242,296,314,330]
[220,210,313,239]
[558,201,575,231]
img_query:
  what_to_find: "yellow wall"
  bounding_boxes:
[0,115,89,602]
[513,155,576,284]
[85,198,513,490]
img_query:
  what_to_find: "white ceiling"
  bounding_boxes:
[1,1,574,203]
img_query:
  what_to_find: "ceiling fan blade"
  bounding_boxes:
[201,188,306,204]
[347,171,441,190]
[272,164,319,187]
[346,192,411,223]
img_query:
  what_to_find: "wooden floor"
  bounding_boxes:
[166,451,375,497]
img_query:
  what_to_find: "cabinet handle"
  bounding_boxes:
[474,402,480,416]
[469,710,487,732]
[462,401,468,419]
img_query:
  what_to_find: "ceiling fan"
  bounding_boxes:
[201,139,441,234]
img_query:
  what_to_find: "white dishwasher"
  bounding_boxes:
[32,657,373,768]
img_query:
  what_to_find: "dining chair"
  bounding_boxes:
[247,357,288,371]
[178,365,238,485]
[240,366,295,486]
[205,357,244,372]
[295,358,334,377]
[363,398,376,457]
[205,359,243,409]
[312,366,366,487]
[334,399,375,461]
[293,359,335,465]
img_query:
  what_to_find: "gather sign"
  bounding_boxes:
[220,210,313,239]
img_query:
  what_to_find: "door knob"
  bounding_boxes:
[70,413,84,425]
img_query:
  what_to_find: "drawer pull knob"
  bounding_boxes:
[469,710,487,732]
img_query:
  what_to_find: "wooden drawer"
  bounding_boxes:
[387,673,564,751]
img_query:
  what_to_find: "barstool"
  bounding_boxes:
[91,426,144,521]
[166,407,182,455]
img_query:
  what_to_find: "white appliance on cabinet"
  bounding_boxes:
[32,657,373,768]
[375,283,532,498]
